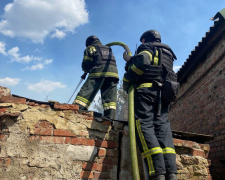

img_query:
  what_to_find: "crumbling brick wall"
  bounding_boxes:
[0,86,211,179]
[169,32,225,179]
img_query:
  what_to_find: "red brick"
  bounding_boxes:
[0,108,7,113]
[81,111,93,116]
[12,96,26,104]
[33,128,52,135]
[95,140,118,148]
[200,144,210,152]
[83,163,107,171]
[183,140,195,148]
[34,122,40,128]
[80,170,93,179]
[102,121,111,126]
[71,137,95,146]
[0,96,11,103]
[28,102,35,106]
[191,148,205,158]
[82,163,91,170]
[84,116,94,120]
[65,137,71,144]
[39,121,54,129]
[173,138,183,146]
[0,134,6,141]
[54,129,76,137]
[40,104,49,108]
[98,148,106,157]
[54,103,79,111]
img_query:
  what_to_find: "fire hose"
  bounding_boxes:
[106,42,140,180]
[68,41,140,179]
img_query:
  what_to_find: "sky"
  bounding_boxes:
[0,0,225,104]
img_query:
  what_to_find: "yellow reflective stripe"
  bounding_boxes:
[138,50,153,61]
[163,147,176,154]
[73,100,89,108]
[136,119,155,175]
[137,83,153,89]
[142,147,163,158]
[103,102,116,110]
[88,46,96,55]
[131,64,144,75]
[83,56,93,61]
[153,50,159,65]
[76,96,91,105]
[136,120,148,151]
[89,72,118,78]
[123,77,130,82]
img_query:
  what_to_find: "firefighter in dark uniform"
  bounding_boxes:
[123,30,177,180]
[73,35,119,119]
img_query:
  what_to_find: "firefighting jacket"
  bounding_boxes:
[82,43,119,79]
[123,42,176,89]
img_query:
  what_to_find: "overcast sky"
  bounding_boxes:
[0,0,224,104]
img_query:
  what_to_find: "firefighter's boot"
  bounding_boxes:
[151,175,166,180]
[166,174,177,180]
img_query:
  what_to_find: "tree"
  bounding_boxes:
[116,80,128,120]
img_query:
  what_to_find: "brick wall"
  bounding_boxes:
[0,86,211,179]
[169,33,225,179]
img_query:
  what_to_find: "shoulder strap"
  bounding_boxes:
[151,42,177,60]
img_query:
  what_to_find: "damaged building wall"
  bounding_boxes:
[0,86,211,180]
[169,12,225,180]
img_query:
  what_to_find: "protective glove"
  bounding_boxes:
[123,51,132,62]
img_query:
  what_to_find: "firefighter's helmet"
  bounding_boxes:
[140,30,161,43]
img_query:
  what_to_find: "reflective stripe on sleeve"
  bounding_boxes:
[163,147,176,154]
[136,83,153,89]
[89,72,118,78]
[153,50,159,65]
[74,96,91,108]
[123,77,130,82]
[142,147,163,159]
[103,102,116,110]
[138,50,153,61]
[131,64,144,75]
[88,46,97,55]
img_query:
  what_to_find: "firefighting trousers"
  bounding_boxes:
[134,87,177,176]
[73,77,118,119]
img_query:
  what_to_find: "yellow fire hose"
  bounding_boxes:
[106,42,140,180]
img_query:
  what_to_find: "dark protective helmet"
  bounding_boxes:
[85,35,101,47]
[140,30,161,43]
